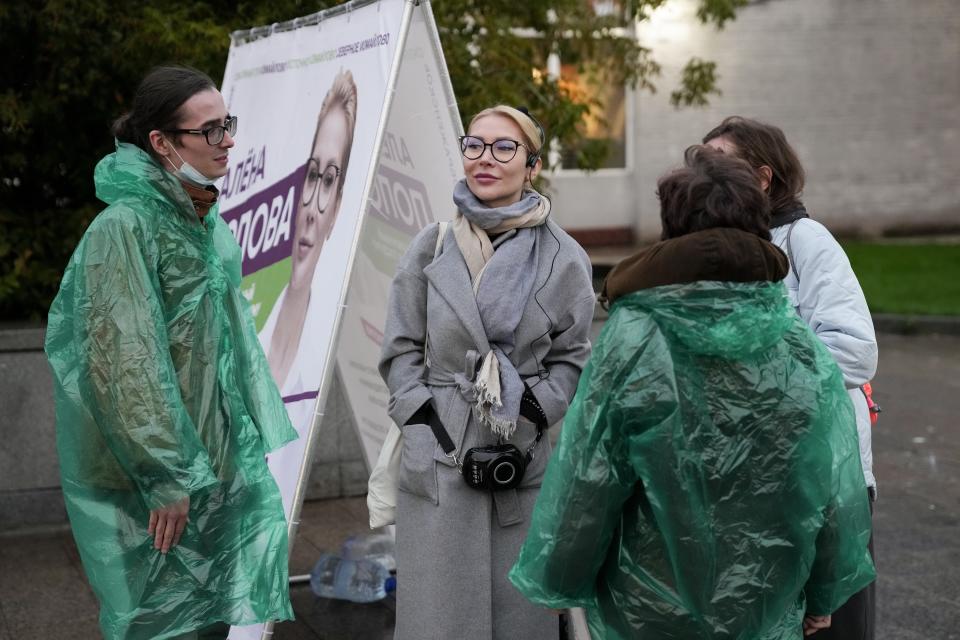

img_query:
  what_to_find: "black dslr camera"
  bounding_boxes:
[460,389,547,491]
[413,388,547,493]
[462,444,527,491]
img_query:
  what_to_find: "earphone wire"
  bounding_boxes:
[529,194,560,384]
[512,106,557,383]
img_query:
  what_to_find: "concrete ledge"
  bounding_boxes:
[0,488,68,533]
[0,325,366,532]
[0,326,45,352]
[873,313,960,336]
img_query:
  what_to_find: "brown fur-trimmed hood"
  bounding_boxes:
[601,227,788,306]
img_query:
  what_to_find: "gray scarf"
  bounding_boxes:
[452,179,549,438]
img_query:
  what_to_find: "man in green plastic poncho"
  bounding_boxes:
[509,147,875,639]
[45,66,298,640]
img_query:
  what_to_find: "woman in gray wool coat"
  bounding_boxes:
[378,105,596,640]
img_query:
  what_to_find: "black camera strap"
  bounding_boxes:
[427,410,544,473]
[523,424,544,462]
[426,415,458,459]
[519,391,547,462]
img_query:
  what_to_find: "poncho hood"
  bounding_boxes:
[603,228,793,358]
[95,141,204,225]
[621,281,797,357]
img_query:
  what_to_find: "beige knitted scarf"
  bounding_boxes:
[448,189,550,437]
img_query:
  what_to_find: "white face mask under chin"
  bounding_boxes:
[164,141,219,188]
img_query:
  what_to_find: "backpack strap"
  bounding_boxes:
[772,204,808,283]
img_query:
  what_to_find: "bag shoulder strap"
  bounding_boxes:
[785,220,801,283]
[425,223,457,459]
[434,221,448,258]
[424,221,448,370]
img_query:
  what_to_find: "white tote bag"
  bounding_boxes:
[367,222,447,528]
[367,423,402,528]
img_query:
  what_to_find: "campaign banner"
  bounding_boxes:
[336,5,464,469]
[219,2,406,638]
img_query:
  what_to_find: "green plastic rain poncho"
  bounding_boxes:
[509,279,875,640]
[45,142,298,640]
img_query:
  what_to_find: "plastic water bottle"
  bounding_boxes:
[310,553,397,603]
[340,530,396,572]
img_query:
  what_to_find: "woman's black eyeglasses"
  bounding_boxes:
[459,135,528,163]
[164,115,238,146]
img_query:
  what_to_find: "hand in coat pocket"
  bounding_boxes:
[399,423,440,504]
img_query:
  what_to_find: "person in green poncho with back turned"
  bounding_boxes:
[508,147,875,639]
[45,66,298,640]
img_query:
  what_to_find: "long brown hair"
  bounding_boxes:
[702,116,805,214]
[112,66,216,160]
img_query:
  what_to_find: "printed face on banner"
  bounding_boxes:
[266,73,358,393]
[292,98,352,290]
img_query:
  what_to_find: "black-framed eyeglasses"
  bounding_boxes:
[164,115,238,145]
[459,135,528,163]
[301,158,342,213]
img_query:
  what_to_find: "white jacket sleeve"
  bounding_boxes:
[775,219,878,389]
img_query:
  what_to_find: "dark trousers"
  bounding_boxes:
[810,491,876,640]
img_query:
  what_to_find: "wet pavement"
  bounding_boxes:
[869,333,960,639]
[1,331,957,639]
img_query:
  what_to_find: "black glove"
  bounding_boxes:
[519,383,548,428]
[406,400,445,432]
[407,401,432,426]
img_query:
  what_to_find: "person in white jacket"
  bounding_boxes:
[704,116,878,640]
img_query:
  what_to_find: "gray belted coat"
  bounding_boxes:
[379,220,595,640]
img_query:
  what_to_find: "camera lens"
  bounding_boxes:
[492,461,517,486]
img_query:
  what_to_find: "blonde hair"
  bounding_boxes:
[468,105,543,156]
[313,69,358,192]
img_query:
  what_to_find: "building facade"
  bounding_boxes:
[550,0,960,242]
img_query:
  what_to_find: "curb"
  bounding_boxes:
[4,309,960,356]
[872,313,960,336]
[0,326,45,352]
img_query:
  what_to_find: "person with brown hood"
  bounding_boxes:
[509,146,875,640]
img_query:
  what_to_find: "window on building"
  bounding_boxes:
[556,0,630,171]
[558,61,628,171]
[514,2,632,171]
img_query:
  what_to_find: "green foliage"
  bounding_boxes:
[432,0,741,171]
[695,0,750,27]
[0,0,340,321]
[842,243,960,316]
[670,58,721,107]
[0,0,742,321]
